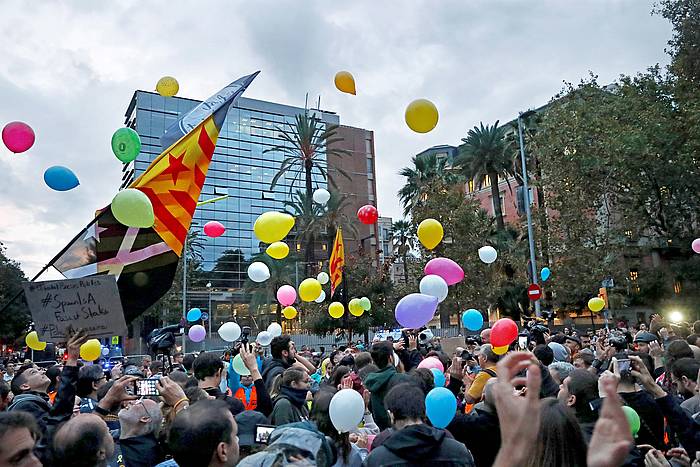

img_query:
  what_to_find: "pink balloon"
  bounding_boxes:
[417,356,444,373]
[693,238,700,254]
[2,121,35,153]
[424,258,464,285]
[188,324,206,342]
[277,285,297,307]
[204,221,225,238]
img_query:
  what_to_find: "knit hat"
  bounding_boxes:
[548,342,570,362]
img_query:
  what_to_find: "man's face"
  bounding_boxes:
[640,324,647,331]
[565,340,580,356]
[564,328,571,335]
[174,354,183,364]
[581,336,591,348]
[573,358,586,369]
[636,342,650,354]
[287,342,297,360]
[557,377,574,406]
[6,364,15,375]
[142,357,151,367]
[118,399,157,431]
[21,366,50,392]
[477,351,487,367]
[671,374,697,398]
[480,329,491,344]
[0,427,41,467]
[240,375,253,387]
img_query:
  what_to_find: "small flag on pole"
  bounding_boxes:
[329,228,345,298]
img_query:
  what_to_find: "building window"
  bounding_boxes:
[482,176,491,188]
[674,280,682,294]
[467,179,475,193]
[365,139,372,154]
[629,269,640,293]
[366,158,373,175]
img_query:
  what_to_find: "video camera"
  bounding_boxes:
[147,324,182,355]
[524,320,550,346]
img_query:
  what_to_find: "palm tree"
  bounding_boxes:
[284,190,323,255]
[398,153,460,216]
[266,113,351,272]
[317,190,359,253]
[391,220,414,283]
[245,253,298,326]
[455,121,515,231]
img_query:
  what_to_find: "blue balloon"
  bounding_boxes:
[426,387,457,428]
[187,307,202,322]
[430,368,446,388]
[541,267,551,282]
[462,309,484,331]
[43,166,79,191]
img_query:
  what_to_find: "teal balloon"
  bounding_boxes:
[187,308,202,322]
[541,267,551,282]
[430,368,446,388]
[359,297,371,311]
[111,127,142,163]
[43,166,79,191]
[426,387,457,428]
[462,309,484,331]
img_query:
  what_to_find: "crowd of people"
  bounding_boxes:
[1,314,700,466]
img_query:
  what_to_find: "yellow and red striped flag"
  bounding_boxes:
[329,227,345,297]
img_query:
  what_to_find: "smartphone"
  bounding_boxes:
[255,424,275,444]
[241,326,251,345]
[133,378,160,396]
[518,336,528,350]
[617,358,631,378]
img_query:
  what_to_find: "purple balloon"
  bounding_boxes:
[424,257,464,285]
[395,293,438,329]
[188,324,206,342]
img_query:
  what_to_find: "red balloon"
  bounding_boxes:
[204,221,225,238]
[357,205,378,225]
[490,318,518,347]
[2,121,35,153]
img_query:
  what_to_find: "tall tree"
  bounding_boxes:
[391,220,414,283]
[0,243,31,343]
[455,121,515,231]
[266,113,351,273]
[398,153,460,216]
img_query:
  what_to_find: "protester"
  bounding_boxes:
[52,413,115,467]
[234,410,269,459]
[464,344,500,404]
[192,351,245,416]
[525,398,588,467]
[269,368,311,425]
[364,342,413,430]
[117,398,165,467]
[261,335,316,390]
[311,389,365,466]
[0,380,12,411]
[76,364,107,413]
[0,411,42,467]
[548,361,575,386]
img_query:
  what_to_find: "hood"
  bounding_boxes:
[261,358,289,378]
[363,365,396,393]
[383,424,446,458]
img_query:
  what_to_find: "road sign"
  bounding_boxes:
[111,336,119,345]
[527,284,542,301]
[201,312,209,321]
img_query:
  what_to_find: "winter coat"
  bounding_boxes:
[118,433,165,467]
[363,366,413,431]
[447,407,500,467]
[270,386,310,426]
[262,357,292,389]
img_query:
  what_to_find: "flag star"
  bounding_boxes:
[161,151,189,184]
[84,224,108,242]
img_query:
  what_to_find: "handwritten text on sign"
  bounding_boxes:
[23,276,127,342]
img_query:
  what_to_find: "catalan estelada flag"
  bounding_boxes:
[52,72,259,322]
[329,227,345,297]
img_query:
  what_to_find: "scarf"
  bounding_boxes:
[280,385,308,408]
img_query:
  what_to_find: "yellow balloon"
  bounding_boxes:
[349,298,364,317]
[405,99,439,133]
[282,306,297,320]
[254,211,295,244]
[266,241,290,259]
[156,76,179,97]
[329,302,345,319]
[299,278,322,302]
[493,345,509,355]
[588,297,605,313]
[417,218,444,250]
[334,71,356,95]
[80,339,102,361]
[25,331,46,351]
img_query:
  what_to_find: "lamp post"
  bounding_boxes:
[206,282,212,350]
[517,111,541,317]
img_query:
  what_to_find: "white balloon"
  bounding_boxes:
[256,330,273,346]
[101,347,109,356]
[248,262,271,282]
[314,290,326,303]
[267,322,282,338]
[419,274,449,303]
[317,272,329,285]
[218,322,241,342]
[329,389,365,433]
[313,188,331,205]
[393,352,400,367]
[478,246,498,264]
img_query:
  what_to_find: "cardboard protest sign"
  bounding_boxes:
[22,276,127,343]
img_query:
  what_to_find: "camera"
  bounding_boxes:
[525,321,550,346]
[147,324,182,354]
[460,349,474,361]
[241,326,251,345]
[418,329,434,346]
[608,331,629,351]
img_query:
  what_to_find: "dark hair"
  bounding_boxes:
[666,340,694,374]
[46,365,62,393]
[270,335,292,360]
[0,411,40,446]
[281,368,306,386]
[687,334,700,346]
[671,357,700,382]
[358,364,379,382]
[150,360,164,373]
[183,354,196,372]
[77,365,105,398]
[168,370,189,387]
[0,380,10,401]
[53,415,108,467]
[573,352,594,367]
[310,391,351,464]
[525,398,587,467]
[185,386,211,404]
[693,320,700,335]
[97,381,114,402]
[10,366,31,395]
[354,352,373,370]
[408,368,434,395]
[385,383,425,422]
[192,352,224,381]
[371,342,393,369]
[566,370,598,421]
[338,355,355,368]
[534,345,554,366]
[550,334,567,345]
[330,365,351,387]
[629,352,655,376]
[168,399,234,467]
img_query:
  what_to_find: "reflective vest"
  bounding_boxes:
[234,386,257,411]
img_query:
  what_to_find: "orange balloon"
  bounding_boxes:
[493,345,509,355]
[334,71,356,95]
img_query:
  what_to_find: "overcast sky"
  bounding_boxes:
[0,0,671,278]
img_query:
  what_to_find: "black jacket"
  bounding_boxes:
[269,386,309,426]
[364,424,474,467]
[119,434,165,467]
[203,386,245,416]
[364,366,413,431]
[261,358,291,389]
[447,408,500,467]
[620,391,665,448]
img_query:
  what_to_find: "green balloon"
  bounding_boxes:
[360,296,371,311]
[111,127,141,163]
[112,189,155,228]
[622,406,640,437]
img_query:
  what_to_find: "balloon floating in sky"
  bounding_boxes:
[232,354,250,376]
[334,71,357,95]
[2,121,35,153]
[112,188,155,228]
[314,290,326,303]
[156,76,179,97]
[267,322,283,338]
[266,241,289,259]
[313,188,331,205]
[424,257,464,286]
[80,339,102,361]
[254,211,295,243]
[692,238,700,254]
[299,278,322,302]
[329,302,345,319]
[540,267,551,282]
[218,322,241,342]
[25,331,46,351]
[188,324,206,342]
[186,307,202,322]
[111,127,141,163]
[349,298,364,317]
[462,309,484,331]
[491,318,519,347]
[248,262,270,283]
[317,272,330,285]
[44,166,79,191]
[478,246,498,264]
[417,218,444,250]
[277,285,297,307]
[204,221,225,238]
[588,297,605,313]
[405,99,439,133]
[420,274,449,303]
[359,296,371,311]
[357,205,378,225]
[282,306,297,320]
[256,331,273,346]
[395,293,438,329]
[426,387,457,428]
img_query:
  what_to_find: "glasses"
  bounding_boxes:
[133,399,155,420]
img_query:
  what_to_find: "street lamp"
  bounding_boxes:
[206,282,212,350]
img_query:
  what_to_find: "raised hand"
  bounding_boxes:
[156,376,187,407]
[65,329,88,365]
[98,375,139,411]
[587,376,633,467]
